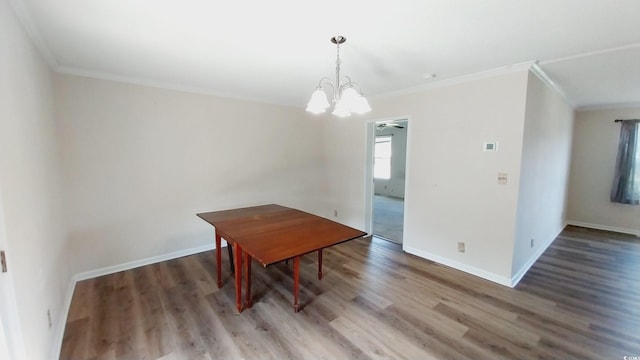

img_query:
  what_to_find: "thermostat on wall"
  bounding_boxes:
[483,142,498,152]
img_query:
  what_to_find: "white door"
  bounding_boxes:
[0,184,25,360]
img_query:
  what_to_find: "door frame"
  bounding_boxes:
[363,115,412,247]
[0,183,26,360]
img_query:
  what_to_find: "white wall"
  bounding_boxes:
[0,5,581,355]
[567,107,640,235]
[55,74,325,274]
[512,72,574,282]
[324,70,530,284]
[374,122,408,198]
[0,3,71,359]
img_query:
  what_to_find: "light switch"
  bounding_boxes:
[498,172,508,184]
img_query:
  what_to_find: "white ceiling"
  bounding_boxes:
[12,0,640,109]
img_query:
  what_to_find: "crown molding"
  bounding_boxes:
[56,66,299,109]
[530,63,574,108]
[9,0,58,69]
[539,42,640,65]
[373,60,537,100]
[575,102,640,112]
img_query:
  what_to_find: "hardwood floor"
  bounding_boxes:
[60,226,640,359]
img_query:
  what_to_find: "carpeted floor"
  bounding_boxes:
[373,194,404,243]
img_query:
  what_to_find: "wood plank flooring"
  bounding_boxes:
[59,226,640,359]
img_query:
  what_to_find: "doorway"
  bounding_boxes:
[366,119,408,244]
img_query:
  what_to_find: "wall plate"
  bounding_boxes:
[483,142,498,152]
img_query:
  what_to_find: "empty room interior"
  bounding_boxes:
[2,1,640,359]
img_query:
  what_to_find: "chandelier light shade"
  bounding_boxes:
[306,36,371,117]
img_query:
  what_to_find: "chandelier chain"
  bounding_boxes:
[335,40,341,102]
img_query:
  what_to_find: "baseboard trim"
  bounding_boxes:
[50,242,223,359]
[74,243,219,282]
[509,228,560,288]
[566,220,640,237]
[403,246,513,287]
[49,278,76,360]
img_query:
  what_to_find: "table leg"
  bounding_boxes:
[293,256,300,312]
[245,252,252,308]
[215,233,222,288]
[318,249,323,280]
[234,242,243,313]
[227,244,234,272]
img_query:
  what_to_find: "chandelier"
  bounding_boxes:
[306,36,371,117]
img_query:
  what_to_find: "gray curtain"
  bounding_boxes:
[610,120,640,205]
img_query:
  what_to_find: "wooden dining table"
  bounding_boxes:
[197,204,367,312]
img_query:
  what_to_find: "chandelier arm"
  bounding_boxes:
[317,77,335,89]
[338,76,353,91]
[316,77,337,103]
[338,77,365,95]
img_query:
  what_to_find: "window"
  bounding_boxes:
[611,120,640,205]
[374,136,392,179]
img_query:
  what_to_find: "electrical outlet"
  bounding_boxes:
[333,210,338,217]
[47,309,52,329]
[530,238,535,248]
[457,242,465,253]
